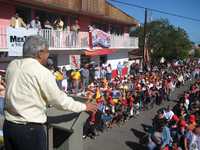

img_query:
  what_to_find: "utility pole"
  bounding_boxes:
[142,8,148,70]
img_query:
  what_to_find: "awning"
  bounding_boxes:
[85,48,117,56]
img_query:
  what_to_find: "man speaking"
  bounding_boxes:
[3,35,97,150]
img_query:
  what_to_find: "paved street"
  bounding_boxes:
[83,81,194,150]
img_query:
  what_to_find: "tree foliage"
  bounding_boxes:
[194,48,200,58]
[130,19,192,63]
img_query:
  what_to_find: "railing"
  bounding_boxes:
[38,30,89,49]
[0,26,138,50]
[110,34,138,48]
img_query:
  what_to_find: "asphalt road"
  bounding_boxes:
[83,80,195,150]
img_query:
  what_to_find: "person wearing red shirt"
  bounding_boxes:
[126,92,134,117]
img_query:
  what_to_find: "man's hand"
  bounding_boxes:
[85,103,97,113]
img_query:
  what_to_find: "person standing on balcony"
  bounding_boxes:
[53,17,64,48]
[53,17,64,31]
[44,19,53,29]
[43,19,53,47]
[3,35,97,150]
[71,20,80,46]
[10,13,26,28]
[29,16,41,30]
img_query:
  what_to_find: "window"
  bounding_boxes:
[92,22,108,32]
[110,24,124,35]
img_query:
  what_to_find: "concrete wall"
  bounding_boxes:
[57,54,70,66]
[90,56,100,65]
[107,51,129,69]
[79,16,91,32]
[0,2,15,27]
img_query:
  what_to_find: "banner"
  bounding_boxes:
[85,48,116,56]
[90,28,111,48]
[69,55,80,69]
[7,27,38,56]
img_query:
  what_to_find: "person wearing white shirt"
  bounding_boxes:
[29,16,42,30]
[163,105,174,121]
[3,35,97,150]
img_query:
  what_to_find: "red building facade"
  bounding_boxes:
[0,0,139,70]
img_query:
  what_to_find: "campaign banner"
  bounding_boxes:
[69,55,80,69]
[7,27,38,56]
[91,29,111,48]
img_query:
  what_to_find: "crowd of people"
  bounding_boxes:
[10,13,81,47]
[10,13,80,31]
[0,56,200,148]
[42,58,200,142]
[51,62,117,95]
[10,13,85,48]
[78,60,200,141]
[148,80,200,150]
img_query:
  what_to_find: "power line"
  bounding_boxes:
[108,0,200,23]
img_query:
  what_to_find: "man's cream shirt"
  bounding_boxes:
[4,58,86,124]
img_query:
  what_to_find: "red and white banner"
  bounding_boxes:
[89,27,111,48]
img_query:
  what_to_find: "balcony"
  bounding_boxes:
[0,26,138,52]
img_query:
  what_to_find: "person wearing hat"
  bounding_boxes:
[71,20,80,46]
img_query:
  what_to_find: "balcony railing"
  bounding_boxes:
[38,29,89,49]
[0,26,138,51]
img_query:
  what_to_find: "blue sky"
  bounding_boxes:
[108,0,200,44]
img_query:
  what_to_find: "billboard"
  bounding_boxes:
[7,27,38,56]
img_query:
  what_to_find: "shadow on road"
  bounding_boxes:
[141,123,153,133]
[125,128,150,149]
[131,128,146,141]
[125,141,147,150]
